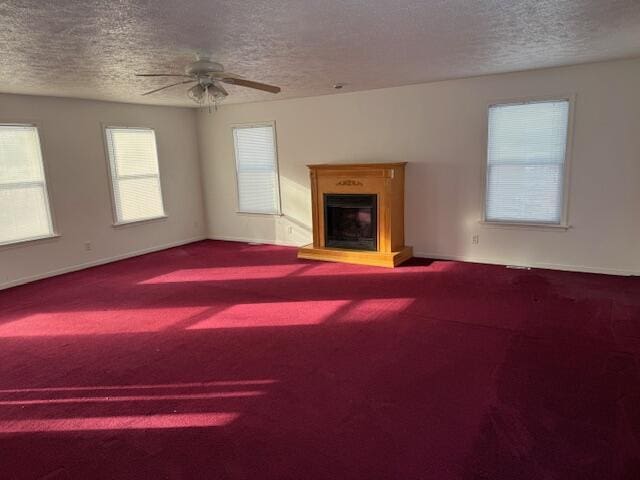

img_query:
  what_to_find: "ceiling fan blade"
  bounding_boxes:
[221,78,281,94]
[141,80,195,96]
[136,73,192,78]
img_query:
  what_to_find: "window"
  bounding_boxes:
[0,124,55,245]
[105,127,166,224]
[233,123,281,214]
[485,99,571,225]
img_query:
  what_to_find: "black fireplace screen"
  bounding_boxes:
[324,194,377,251]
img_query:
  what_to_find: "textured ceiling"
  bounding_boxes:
[1,0,639,107]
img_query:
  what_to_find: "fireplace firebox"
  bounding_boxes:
[324,194,377,251]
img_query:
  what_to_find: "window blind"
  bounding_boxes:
[486,100,570,224]
[105,127,166,223]
[233,125,280,214]
[0,125,54,245]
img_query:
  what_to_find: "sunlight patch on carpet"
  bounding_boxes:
[0,413,239,433]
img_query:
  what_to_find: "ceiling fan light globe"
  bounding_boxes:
[210,84,228,99]
[187,84,206,103]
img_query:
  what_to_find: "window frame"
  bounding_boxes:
[102,124,167,227]
[480,95,575,229]
[231,121,282,216]
[0,121,59,248]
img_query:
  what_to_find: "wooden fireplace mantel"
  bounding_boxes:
[297,162,413,268]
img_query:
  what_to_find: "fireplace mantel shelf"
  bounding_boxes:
[306,162,408,168]
[298,162,412,268]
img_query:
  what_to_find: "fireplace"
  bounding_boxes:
[298,162,412,267]
[324,194,377,251]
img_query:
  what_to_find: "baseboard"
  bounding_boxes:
[207,236,637,276]
[208,234,303,248]
[0,236,207,291]
[5,235,632,291]
[413,251,638,277]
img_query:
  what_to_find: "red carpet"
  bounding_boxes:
[0,240,639,479]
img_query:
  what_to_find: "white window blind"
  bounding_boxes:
[0,124,54,245]
[105,127,166,224]
[233,124,281,214]
[486,100,570,224]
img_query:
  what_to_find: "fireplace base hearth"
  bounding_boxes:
[297,162,412,268]
[298,243,413,268]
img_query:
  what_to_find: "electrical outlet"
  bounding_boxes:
[287,226,293,234]
[84,241,92,252]
[472,234,480,245]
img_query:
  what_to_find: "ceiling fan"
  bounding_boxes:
[136,54,281,110]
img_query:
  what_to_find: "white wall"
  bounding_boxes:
[1,59,637,287]
[0,94,205,289]
[197,58,640,275]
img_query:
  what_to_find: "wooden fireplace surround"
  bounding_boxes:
[297,162,413,268]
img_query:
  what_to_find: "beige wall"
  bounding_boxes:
[197,58,640,275]
[1,58,638,288]
[0,94,205,289]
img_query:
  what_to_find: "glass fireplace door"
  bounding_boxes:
[324,194,377,251]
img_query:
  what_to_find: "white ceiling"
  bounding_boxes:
[1,0,639,107]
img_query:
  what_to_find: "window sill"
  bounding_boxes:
[235,211,283,217]
[479,221,570,231]
[0,233,61,250]
[112,215,168,228]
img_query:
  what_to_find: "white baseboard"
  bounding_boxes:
[413,251,638,277]
[208,234,303,248]
[210,237,636,276]
[0,236,206,291]
[5,234,631,291]
[208,235,636,277]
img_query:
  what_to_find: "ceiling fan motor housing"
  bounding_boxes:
[185,59,224,76]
